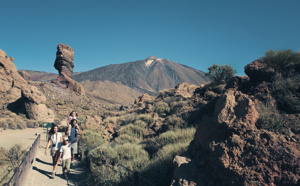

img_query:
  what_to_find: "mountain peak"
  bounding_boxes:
[144,56,164,67]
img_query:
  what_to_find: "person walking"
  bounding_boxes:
[65,119,81,167]
[45,124,63,179]
[55,137,74,179]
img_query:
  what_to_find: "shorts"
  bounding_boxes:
[51,150,59,156]
[70,142,78,155]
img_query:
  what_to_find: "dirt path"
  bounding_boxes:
[23,131,88,186]
[0,128,44,149]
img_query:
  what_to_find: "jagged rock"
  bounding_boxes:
[180,90,300,185]
[134,93,155,104]
[174,83,198,98]
[18,70,32,81]
[52,43,85,96]
[244,60,276,83]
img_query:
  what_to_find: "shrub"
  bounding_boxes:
[133,120,147,128]
[119,124,144,139]
[204,90,218,100]
[261,49,300,71]
[141,142,189,186]
[0,147,8,165]
[256,102,284,132]
[7,144,24,167]
[80,130,104,152]
[154,101,170,116]
[271,74,300,114]
[136,114,153,124]
[157,128,196,148]
[82,105,90,110]
[170,101,187,114]
[0,121,8,130]
[56,100,64,105]
[16,120,26,130]
[165,115,186,129]
[114,143,149,170]
[26,120,39,128]
[114,134,141,145]
[7,119,17,130]
[206,64,236,84]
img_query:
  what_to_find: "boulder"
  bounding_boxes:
[244,60,276,83]
[1,49,55,122]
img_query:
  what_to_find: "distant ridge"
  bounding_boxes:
[73,56,210,95]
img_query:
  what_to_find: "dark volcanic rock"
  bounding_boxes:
[174,90,300,186]
[244,60,276,83]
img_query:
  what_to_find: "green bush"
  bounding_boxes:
[165,115,186,129]
[114,143,149,170]
[261,49,300,71]
[157,128,196,148]
[7,144,24,167]
[141,142,189,186]
[82,105,90,110]
[119,124,144,139]
[134,120,147,128]
[80,130,104,152]
[0,147,8,166]
[271,74,300,114]
[256,102,284,132]
[114,134,141,145]
[136,114,153,124]
[206,64,236,83]
[0,121,8,130]
[170,101,187,114]
[154,101,170,116]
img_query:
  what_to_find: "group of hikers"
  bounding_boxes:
[45,111,82,179]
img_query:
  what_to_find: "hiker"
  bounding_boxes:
[67,111,77,126]
[45,124,63,178]
[55,137,74,179]
[65,119,82,167]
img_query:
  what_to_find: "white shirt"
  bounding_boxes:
[60,144,72,160]
[51,132,62,150]
[69,116,76,124]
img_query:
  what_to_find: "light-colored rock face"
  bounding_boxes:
[0,49,55,122]
[174,83,198,98]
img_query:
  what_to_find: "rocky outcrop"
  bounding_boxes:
[52,43,85,96]
[173,90,300,185]
[1,49,55,122]
[18,70,32,81]
[244,60,276,83]
[174,83,199,98]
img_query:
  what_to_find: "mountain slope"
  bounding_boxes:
[73,56,210,95]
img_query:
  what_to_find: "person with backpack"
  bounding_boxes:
[65,119,81,167]
[45,124,63,179]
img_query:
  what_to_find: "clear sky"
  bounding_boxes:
[1,0,299,75]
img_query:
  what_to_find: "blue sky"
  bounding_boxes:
[1,0,299,75]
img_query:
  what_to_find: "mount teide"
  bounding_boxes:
[73,56,210,96]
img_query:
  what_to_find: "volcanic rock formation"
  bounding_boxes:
[172,90,300,185]
[0,49,54,122]
[52,43,85,95]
